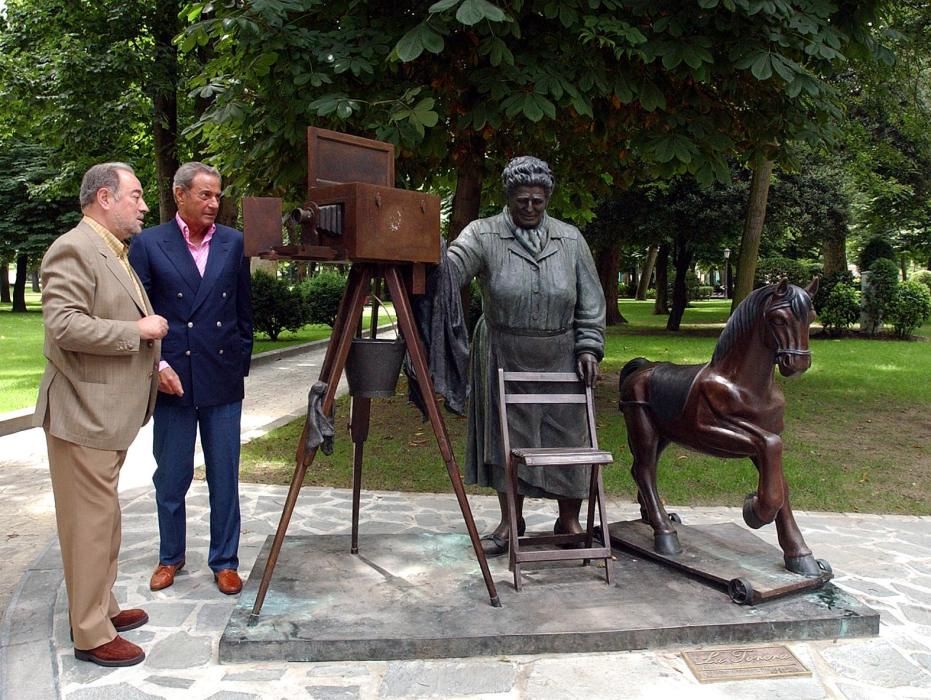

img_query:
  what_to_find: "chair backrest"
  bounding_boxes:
[496,370,600,462]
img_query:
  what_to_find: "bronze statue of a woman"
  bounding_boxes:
[447,156,606,555]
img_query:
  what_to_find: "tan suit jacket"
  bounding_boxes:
[34,220,160,450]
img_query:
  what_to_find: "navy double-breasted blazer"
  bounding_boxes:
[129,221,253,409]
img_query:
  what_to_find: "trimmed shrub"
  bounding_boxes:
[685,270,701,302]
[251,271,307,341]
[911,269,931,294]
[813,270,854,314]
[754,256,810,288]
[887,279,931,339]
[299,269,347,327]
[861,258,899,335]
[857,237,895,273]
[695,285,714,301]
[818,283,860,336]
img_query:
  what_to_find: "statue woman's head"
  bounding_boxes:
[502,156,554,230]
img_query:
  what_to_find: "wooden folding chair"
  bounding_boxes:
[497,369,613,591]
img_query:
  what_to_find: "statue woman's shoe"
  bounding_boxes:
[554,518,584,548]
[480,518,525,557]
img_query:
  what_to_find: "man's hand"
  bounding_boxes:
[137,314,168,340]
[576,352,599,388]
[158,366,184,396]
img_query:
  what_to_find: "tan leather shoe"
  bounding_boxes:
[214,569,242,595]
[149,560,184,591]
[74,635,145,667]
[111,608,149,632]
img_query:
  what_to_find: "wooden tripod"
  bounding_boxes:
[250,262,501,617]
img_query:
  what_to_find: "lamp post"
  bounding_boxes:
[723,248,731,299]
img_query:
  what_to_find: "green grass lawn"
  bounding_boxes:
[0,292,44,414]
[240,298,931,515]
[0,297,392,413]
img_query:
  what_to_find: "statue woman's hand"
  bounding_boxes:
[576,352,599,388]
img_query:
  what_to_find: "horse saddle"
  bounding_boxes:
[648,363,705,423]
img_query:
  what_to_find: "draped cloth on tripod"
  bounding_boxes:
[406,240,471,418]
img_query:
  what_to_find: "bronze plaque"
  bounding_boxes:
[682,645,810,683]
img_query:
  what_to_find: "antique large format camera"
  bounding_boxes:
[243,127,440,265]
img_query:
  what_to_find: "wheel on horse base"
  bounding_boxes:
[728,577,754,605]
[817,559,833,577]
[668,512,682,524]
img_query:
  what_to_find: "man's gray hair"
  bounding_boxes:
[173,162,221,190]
[79,162,135,209]
[501,156,555,198]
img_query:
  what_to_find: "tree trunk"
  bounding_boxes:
[595,245,626,325]
[12,253,28,312]
[636,245,658,300]
[666,241,693,331]
[151,0,180,222]
[821,230,847,277]
[0,261,10,304]
[732,157,774,311]
[448,133,485,241]
[218,196,239,228]
[653,243,670,315]
[30,268,39,292]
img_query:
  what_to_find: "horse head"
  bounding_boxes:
[766,277,818,377]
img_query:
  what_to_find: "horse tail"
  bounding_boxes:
[619,357,650,393]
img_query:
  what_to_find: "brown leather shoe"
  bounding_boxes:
[74,635,145,667]
[149,560,184,591]
[214,569,242,595]
[71,608,151,642]
[111,608,149,632]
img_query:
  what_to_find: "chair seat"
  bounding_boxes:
[511,447,613,467]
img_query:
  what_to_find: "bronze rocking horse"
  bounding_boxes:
[619,278,825,577]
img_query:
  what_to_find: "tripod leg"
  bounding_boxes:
[250,265,373,618]
[349,396,372,554]
[384,266,501,607]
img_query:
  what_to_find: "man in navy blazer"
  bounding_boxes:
[129,162,253,596]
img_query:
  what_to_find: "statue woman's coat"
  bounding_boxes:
[448,209,605,499]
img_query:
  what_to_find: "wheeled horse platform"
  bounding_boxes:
[606,518,832,605]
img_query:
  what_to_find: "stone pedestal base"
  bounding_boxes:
[220,533,878,663]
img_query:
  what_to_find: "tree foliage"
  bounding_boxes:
[0,0,194,220]
[182,0,890,215]
[0,141,79,311]
[837,2,931,268]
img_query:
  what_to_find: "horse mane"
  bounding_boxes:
[711,283,811,365]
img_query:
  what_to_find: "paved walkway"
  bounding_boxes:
[1,342,930,699]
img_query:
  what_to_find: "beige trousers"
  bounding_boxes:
[45,431,125,650]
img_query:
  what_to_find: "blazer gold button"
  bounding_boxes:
[177,292,183,298]
[219,349,224,355]
[222,292,227,298]
[187,322,193,328]
[147,340,154,348]
[216,321,222,327]
[185,350,191,356]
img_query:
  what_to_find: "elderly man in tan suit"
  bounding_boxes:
[35,162,168,667]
